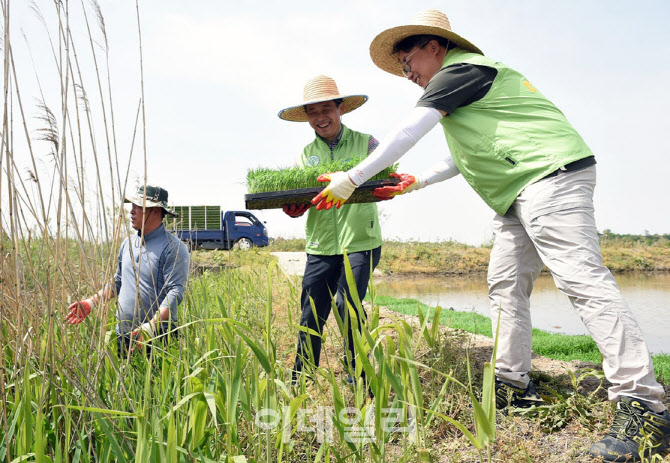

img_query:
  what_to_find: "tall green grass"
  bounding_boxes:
[3,246,505,461]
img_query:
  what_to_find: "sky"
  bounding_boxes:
[9,0,670,245]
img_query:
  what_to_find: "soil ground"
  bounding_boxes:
[375,304,670,462]
[272,252,670,461]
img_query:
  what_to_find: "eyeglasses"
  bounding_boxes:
[401,41,430,77]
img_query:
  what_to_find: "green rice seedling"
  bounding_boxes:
[246,158,398,194]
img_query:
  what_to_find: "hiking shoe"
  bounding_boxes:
[589,397,670,462]
[495,378,544,409]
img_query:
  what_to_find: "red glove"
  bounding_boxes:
[311,172,356,210]
[65,298,95,324]
[282,203,311,217]
[372,173,423,200]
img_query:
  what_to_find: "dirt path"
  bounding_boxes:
[271,251,385,278]
[271,252,306,276]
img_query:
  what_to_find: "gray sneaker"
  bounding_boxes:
[495,378,544,409]
[589,397,670,462]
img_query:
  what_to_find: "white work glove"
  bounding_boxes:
[131,318,157,351]
[311,171,357,210]
[136,320,156,338]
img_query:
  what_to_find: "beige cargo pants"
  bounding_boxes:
[488,165,665,411]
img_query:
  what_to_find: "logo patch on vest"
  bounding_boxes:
[307,155,320,166]
[522,80,537,93]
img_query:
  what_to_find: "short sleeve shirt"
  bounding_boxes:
[416,63,497,115]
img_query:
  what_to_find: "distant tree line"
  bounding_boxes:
[600,230,670,246]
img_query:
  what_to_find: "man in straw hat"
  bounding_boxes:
[278,75,382,387]
[311,9,669,461]
[66,184,190,359]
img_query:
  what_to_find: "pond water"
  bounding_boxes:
[375,272,670,354]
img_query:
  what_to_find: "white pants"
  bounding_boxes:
[488,165,665,411]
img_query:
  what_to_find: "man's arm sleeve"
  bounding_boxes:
[114,241,125,295]
[419,157,460,187]
[158,241,190,315]
[348,106,443,186]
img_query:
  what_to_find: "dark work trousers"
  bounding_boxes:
[293,246,382,377]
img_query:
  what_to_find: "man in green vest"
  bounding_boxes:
[311,10,669,462]
[278,75,382,387]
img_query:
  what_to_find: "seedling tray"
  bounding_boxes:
[245,178,399,210]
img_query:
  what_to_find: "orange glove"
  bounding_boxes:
[372,173,424,200]
[65,298,95,324]
[311,171,356,210]
[282,203,311,217]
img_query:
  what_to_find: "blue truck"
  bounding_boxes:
[167,206,269,250]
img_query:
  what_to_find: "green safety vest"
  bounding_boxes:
[438,48,594,214]
[301,125,382,255]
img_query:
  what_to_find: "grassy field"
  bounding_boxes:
[5,245,649,462]
[5,236,666,461]
[0,248,487,462]
[3,231,664,460]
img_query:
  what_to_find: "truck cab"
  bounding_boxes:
[168,206,269,250]
[222,210,269,250]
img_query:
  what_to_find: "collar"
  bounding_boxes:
[441,46,471,67]
[135,223,165,240]
[317,125,344,149]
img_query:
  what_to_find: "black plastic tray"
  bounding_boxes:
[245,178,399,210]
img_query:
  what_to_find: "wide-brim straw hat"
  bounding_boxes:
[370,9,483,77]
[124,184,178,218]
[278,75,368,122]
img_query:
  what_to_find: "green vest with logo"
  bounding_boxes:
[438,48,594,214]
[301,125,382,255]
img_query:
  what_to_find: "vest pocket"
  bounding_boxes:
[490,141,518,169]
